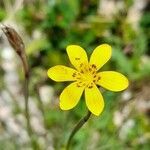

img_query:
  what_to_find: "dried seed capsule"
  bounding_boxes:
[1,25,25,55]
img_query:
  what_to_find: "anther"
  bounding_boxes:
[80,70,84,73]
[88,85,93,89]
[76,83,81,87]
[80,63,83,67]
[89,68,92,71]
[91,64,96,68]
[97,76,101,81]
[72,72,77,77]
[93,75,97,78]
[92,71,96,74]
[83,83,86,86]
[77,72,81,76]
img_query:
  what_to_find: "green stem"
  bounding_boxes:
[66,110,91,150]
[24,76,32,136]
[35,83,47,129]
[22,56,40,150]
[20,55,32,134]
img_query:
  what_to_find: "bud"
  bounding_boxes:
[1,25,29,78]
[1,25,25,55]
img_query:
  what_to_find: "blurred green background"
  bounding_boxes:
[0,0,150,150]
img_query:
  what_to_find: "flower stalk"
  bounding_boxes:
[66,110,91,150]
[1,25,39,149]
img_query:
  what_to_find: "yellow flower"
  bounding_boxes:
[47,44,129,116]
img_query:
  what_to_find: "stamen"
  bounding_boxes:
[77,72,81,76]
[75,63,100,88]
[88,86,93,89]
[76,81,85,88]
[92,71,96,74]
[80,63,83,67]
[76,84,81,87]
[80,70,84,73]
[83,83,86,86]
[91,64,96,69]
[87,82,94,88]
[89,68,92,71]
[93,75,97,78]
[72,72,77,77]
[97,76,101,81]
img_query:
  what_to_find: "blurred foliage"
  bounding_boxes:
[0,0,150,150]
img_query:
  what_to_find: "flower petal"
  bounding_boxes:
[85,85,104,116]
[60,82,84,110]
[47,65,77,82]
[97,71,129,91]
[66,45,88,70]
[90,44,112,70]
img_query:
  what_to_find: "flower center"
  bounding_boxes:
[72,63,101,88]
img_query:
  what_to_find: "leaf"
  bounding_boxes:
[26,38,50,55]
[112,47,133,76]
